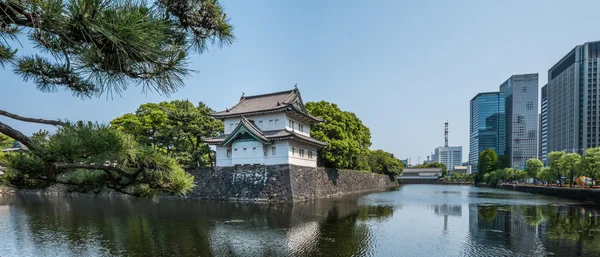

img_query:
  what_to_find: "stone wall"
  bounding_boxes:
[187,164,293,201]
[496,184,600,204]
[289,166,397,201]
[187,164,397,202]
[1,165,398,202]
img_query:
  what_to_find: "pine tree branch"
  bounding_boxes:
[0,109,66,126]
[0,120,41,153]
[54,163,130,177]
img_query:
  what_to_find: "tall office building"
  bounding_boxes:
[546,41,600,155]
[500,73,539,169]
[469,92,505,173]
[539,84,548,164]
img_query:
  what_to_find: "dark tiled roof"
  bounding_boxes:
[211,88,323,122]
[203,127,328,147]
[403,168,443,173]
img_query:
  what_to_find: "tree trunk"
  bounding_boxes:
[0,121,41,153]
[570,172,574,188]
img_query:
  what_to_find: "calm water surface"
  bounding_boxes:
[1,185,600,257]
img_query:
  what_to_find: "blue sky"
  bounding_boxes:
[1,0,599,163]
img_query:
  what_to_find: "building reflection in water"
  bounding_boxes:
[429,204,462,235]
[0,195,394,257]
[467,203,600,257]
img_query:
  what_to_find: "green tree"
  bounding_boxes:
[476,149,498,183]
[525,158,543,181]
[581,147,600,188]
[537,167,556,183]
[0,0,233,195]
[560,153,581,188]
[367,149,404,175]
[111,100,223,168]
[305,101,372,170]
[498,155,510,169]
[0,133,13,149]
[548,151,566,186]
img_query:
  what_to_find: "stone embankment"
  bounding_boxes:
[0,164,398,202]
[492,184,600,204]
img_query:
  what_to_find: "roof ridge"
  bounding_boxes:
[242,88,295,100]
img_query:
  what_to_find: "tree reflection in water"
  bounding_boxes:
[0,195,394,257]
[471,203,600,257]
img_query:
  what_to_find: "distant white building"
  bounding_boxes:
[203,88,327,167]
[433,146,463,170]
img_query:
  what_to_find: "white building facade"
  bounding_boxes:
[203,88,327,167]
[433,146,463,170]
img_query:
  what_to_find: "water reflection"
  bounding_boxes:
[2,185,600,257]
[468,203,600,257]
[0,195,394,257]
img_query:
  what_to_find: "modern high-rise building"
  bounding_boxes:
[469,92,505,173]
[500,73,539,169]
[546,41,600,155]
[433,146,462,170]
[539,84,548,164]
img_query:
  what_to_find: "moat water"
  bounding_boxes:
[1,185,599,257]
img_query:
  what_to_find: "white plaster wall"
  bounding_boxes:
[231,140,265,165]
[216,146,232,167]
[215,140,318,167]
[285,116,311,136]
[224,114,287,133]
[224,118,241,134]
[264,141,290,165]
[288,141,318,167]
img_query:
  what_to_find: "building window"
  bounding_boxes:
[234,148,238,152]
[522,86,527,93]
[258,121,263,129]
[300,149,305,157]
[526,102,534,110]
[272,147,276,156]
[227,150,231,157]
[252,147,256,155]
[299,124,304,132]
[269,120,273,128]
[243,148,247,153]
[308,151,313,159]
[275,119,279,127]
[292,147,295,155]
[290,120,295,130]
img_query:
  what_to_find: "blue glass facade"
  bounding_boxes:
[469,92,505,173]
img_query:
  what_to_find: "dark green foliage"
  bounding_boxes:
[0,0,233,196]
[0,0,234,97]
[498,155,510,169]
[305,101,372,170]
[367,149,404,175]
[0,122,195,196]
[111,100,223,168]
[476,149,498,183]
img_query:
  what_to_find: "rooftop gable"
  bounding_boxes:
[211,88,323,122]
[220,116,270,146]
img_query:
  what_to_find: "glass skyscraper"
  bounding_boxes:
[500,74,539,170]
[469,92,505,173]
